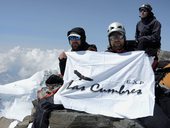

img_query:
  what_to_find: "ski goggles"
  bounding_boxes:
[68,33,81,41]
[109,32,124,41]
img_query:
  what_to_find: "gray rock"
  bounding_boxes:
[15,115,33,128]
[4,50,170,128]
[159,50,170,61]
[49,110,144,128]
[0,116,15,128]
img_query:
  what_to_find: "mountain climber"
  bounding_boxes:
[31,74,64,128]
[135,3,161,70]
[107,21,170,128]
[58,27,97,76]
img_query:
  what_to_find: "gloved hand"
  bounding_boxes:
[145,48,158,57]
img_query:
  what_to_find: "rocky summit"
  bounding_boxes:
[49,109,144,128]
[1,50,170,128]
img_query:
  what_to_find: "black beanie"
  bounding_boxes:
[67,27,86,43]
[45,74,63,85]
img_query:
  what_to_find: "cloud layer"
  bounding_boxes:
[0,46,63,84]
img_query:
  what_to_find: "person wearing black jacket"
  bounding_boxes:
[107,21,170,128]
[135,4,161,54]
[31,74,64,128]
[135,4,161,71]
[59,27,97,76]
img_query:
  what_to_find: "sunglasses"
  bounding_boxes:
[139,8,148,12]
[68,36,81,41]
[109,33,124,41]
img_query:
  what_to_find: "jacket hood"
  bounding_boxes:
[67,27,90,51]
[67,27,86,43]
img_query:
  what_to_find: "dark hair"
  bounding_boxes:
[88,44,97,51]
[45,74,63,85]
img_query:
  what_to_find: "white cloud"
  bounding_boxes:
[0,46,63,84]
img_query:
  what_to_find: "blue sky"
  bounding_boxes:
[0,0,170,52]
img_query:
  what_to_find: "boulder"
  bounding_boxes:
[0,116,15,128]
[159,50,170,61]
[158,51,170,68]
[14,115,33,128]
[49,109,144,128]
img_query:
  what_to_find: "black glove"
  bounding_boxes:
[145,48,158,57]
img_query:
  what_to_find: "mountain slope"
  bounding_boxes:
[0,69,58,121]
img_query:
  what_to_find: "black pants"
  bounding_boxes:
[137,41,160,57]
[158,95,170,118]
[137,41,160,50]
[138,103,170,128]
[31,100,64,128]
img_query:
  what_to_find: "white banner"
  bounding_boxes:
[54,51,155,119]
